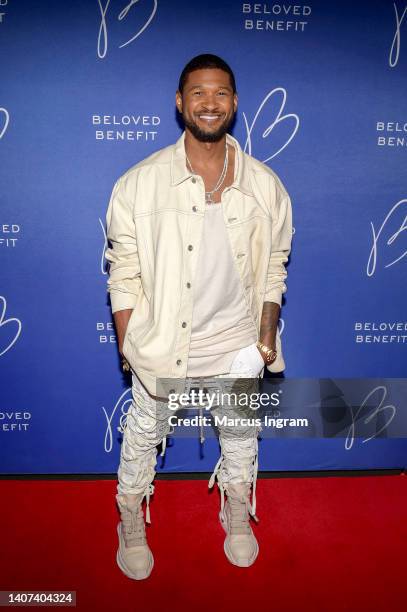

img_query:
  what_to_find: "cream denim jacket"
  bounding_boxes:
[105,131,293,396]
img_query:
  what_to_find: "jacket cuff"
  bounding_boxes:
[262,290,283,307]
[109,291,138,314]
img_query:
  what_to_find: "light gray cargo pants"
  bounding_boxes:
[117,342,265,522]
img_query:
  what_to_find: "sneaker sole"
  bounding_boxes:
[116,523,154,580]
[219,511,259,568]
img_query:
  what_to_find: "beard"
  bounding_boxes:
[182,112,235,143]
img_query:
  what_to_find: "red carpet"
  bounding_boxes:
[0,475,405,611]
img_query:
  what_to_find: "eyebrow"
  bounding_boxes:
[187,84,233,92]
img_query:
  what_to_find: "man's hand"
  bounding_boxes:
[113,308,133,356]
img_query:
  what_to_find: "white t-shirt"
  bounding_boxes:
[186,200,258,377]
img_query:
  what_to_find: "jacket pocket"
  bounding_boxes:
[122,291,150,354]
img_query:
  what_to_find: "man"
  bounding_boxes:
[105,54,293,579]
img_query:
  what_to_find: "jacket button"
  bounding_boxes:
[188,245,193,251]
[181,322,187,328]
[176,359,182,366]
[186,282,191,288]
[192,205,198,212]
[191,177,197,184]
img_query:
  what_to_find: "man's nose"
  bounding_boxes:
[200,93,218,110]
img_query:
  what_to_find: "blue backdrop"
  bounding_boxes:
[1,0,406,474]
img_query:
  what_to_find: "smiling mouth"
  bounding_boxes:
[197,114,222,122]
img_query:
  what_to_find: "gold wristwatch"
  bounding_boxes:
[121,357,131,372]
[256,341,277,365]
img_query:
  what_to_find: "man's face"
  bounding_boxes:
[176,68,238,143]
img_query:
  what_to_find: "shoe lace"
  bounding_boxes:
[228,495,253,535]
[122,504,147,547]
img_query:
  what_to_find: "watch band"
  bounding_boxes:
[256,341,277,365]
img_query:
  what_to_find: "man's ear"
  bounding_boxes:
[233,93,238,113]
[175,91,182,113]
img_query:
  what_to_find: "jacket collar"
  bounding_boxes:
[170,131,253,196]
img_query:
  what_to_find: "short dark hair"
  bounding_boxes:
[178,54,237,94]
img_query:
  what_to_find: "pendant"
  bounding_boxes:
[205,192,214,204]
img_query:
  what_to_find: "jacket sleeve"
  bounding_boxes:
[263,176,293,306]
[105,176,141,314]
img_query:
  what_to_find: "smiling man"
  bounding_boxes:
[105,54,293,579]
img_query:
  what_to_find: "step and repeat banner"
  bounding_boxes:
[1,0,406,474]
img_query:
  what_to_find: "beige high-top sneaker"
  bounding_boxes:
[220,483,259,568]
[116,493,154,580]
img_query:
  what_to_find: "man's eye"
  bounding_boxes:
[193,91,202,96]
